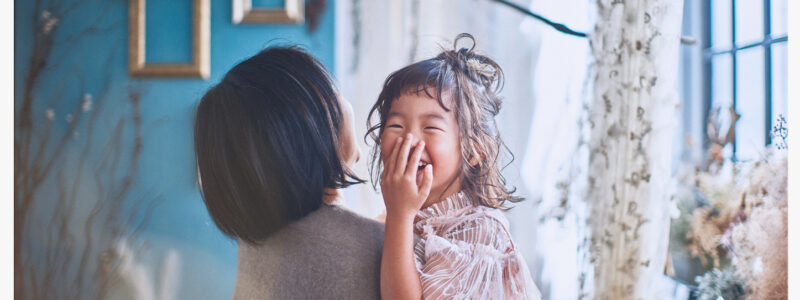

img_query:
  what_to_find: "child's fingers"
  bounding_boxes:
[405,141,425,177]
[394,134,414,175]
[384,136,402,175]
[418,164,433,199]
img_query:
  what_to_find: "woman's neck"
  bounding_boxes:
[322,188,340,205]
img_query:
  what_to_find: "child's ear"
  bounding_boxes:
[468,148,482,167]
[468,156,480,167]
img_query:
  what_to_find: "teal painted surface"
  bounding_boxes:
[253,0,286,8]
[146,0,193,63]
[15,0,335,298]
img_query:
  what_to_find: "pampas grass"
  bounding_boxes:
[677,147,787,299]
[722,155,788,299]
[685,163,743,268]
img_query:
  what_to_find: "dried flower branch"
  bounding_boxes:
[704,106,739,172]
[680,148,787,299]
[15,0,158,299]
[722,154,788,300]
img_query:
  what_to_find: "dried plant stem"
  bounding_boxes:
[15,0,153,299]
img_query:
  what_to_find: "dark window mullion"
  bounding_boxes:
[702,0,713,153]
[731,0,738,160]
[707,36,788,56]
[764,0,772,146]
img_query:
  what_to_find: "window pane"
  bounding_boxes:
[712,54,735,159]
[735,0,764,46]
[712,54,733,112]
[712,0,732,48]
[771,42,787,143]
[771,0,787,36]
[735,47,765,160]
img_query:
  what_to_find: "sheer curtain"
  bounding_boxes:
[517,2,593,299]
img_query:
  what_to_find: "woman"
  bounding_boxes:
[194,47,383,299]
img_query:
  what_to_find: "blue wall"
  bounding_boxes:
[15,0,335,297]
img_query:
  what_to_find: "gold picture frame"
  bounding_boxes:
[129,0,210,79]
[232,0,304,24]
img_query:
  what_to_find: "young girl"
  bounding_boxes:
[367,33,542,299]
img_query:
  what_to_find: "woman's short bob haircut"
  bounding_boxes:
[194,46,364,244]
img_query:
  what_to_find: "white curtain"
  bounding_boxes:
[517,1,594,299]
[581,0,683,298]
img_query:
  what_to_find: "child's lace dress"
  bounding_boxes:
[413,192,542,300]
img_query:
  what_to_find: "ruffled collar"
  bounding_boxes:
[416,191,476,221]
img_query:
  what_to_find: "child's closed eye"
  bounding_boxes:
[424,126,444,132]
[387,124,403,129]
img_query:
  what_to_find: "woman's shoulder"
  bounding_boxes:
[235,204,384,300]
[314,204,384,231]
[242,204,384,252]
[304,204,385,245]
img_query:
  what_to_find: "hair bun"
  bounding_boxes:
[453,33,476,52]
[466,58,496,81]
[451,33,497,84]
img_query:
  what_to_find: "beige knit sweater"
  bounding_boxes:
[232,204,384,299]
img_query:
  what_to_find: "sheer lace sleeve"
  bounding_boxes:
[414,194,541,300]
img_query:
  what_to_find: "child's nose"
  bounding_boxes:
[407,135,427,153]
[405,133,422,146]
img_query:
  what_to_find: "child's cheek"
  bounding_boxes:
[426,138,460,179]
[379,136,394,162]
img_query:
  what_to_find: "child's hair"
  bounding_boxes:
[366,33,522,208]
[195,46,364,244]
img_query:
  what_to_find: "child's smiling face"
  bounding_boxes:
[380,91,463,205]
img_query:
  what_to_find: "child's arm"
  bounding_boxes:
[380,134,433,300]
[381,211,421,300]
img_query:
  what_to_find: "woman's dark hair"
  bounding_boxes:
[366,33,522,208]
[194,46,364,244]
